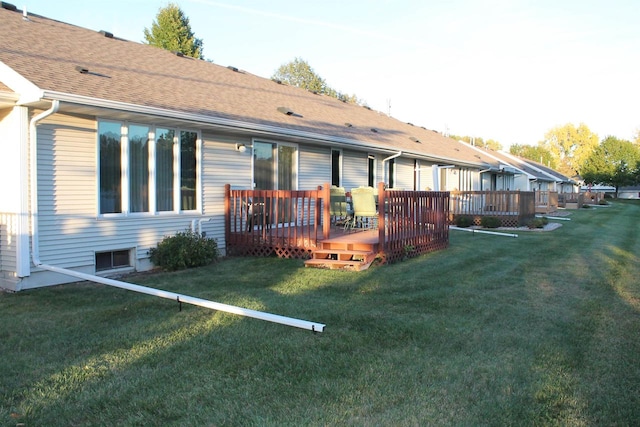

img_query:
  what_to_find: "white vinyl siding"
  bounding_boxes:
[201,132,253,253]
[415,161,434,191]
[0,107,20,276]
[394,157,414,190]
[298,145,330,189]
[342,149,371,192]
[34,113,205,272]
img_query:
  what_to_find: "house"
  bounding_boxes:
[618,186,640,199]
[0,3,508,290]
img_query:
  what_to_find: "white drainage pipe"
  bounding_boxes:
[449,225,518,238]
[37,264,325,332]
[28,100,325,333]
[536,215,571,221]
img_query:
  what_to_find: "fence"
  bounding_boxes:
[558,192,585,208]
[534,190,558,214]
[225,184,329,259]
[449,190,535,227]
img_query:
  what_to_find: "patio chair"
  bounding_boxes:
[330,186,350,226]
[347,186,378,230]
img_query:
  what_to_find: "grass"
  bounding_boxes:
[1,200,639,426]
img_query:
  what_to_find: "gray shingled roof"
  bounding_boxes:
[0,6,500,167]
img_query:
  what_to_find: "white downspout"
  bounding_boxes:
[24,100,60,289]
[27,100,324,332]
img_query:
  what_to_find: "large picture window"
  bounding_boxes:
[99,121,122,214]
[98,121,199,215]
[129,124,149,213]
[155,128,175,212]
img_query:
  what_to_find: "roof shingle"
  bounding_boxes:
[0,6,500,167]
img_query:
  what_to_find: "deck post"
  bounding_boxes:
[378,182,386,254]
[321,183,330,240]
[224,184,231,247]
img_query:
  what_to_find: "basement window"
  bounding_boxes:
[95,249,131,272]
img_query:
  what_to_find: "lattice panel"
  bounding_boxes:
[228,243,313,260]
[452,215,524,228]
[381,239,449,264]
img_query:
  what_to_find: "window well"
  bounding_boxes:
[96,249,131,271]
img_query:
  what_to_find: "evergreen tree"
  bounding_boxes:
[144,3,203,59]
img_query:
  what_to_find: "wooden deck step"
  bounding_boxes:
[311,249,373,261]
[305,246,377,271]
[304,257,375,271]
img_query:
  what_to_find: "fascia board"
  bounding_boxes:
[0,60,43,104]
[41,90,486,169]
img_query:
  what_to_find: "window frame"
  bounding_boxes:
[97,119,201,217]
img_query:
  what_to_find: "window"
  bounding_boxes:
[99,121,122,214]
[368,155,376,187]
[387,158,395,189]
[98,121,199,215]
[155,128,175,212]
[95,249,131,271]
[129,125,149,213]
[331,149,341,187]
[181,131,197,210]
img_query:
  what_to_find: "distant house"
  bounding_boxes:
[0,3,521,290]
[615,186,640,199]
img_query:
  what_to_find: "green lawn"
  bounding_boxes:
[2,201,639,426]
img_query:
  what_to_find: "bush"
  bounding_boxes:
[480,216,501,228]
[150,230,219,271]
[527,217,549,229]
[454,215,474,228]
[599,199,609,205]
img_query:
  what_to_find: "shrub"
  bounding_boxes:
[527,217,549,229]
[599,199,609,205]
[454,215,474,228]
[480,216,501,228]
[150,230,219,271]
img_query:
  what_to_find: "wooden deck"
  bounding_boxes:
[225,183,450,269]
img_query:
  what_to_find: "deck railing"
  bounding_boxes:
[534,190,558,214]
[225,183,451,263]
[449,190,535,227]
[377,183,450,263]
[558,192,585,208]
[225,184,330,259]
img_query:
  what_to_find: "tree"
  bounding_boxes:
[144,3,203,59]
[510,143,556,169]
[580,136,640,196]
[273,57,326,93]
[272,58,364,105]
[540,123,599,177]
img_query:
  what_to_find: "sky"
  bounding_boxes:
[17,0,640,148]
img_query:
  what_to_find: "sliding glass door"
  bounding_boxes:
[252,141,298,224]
